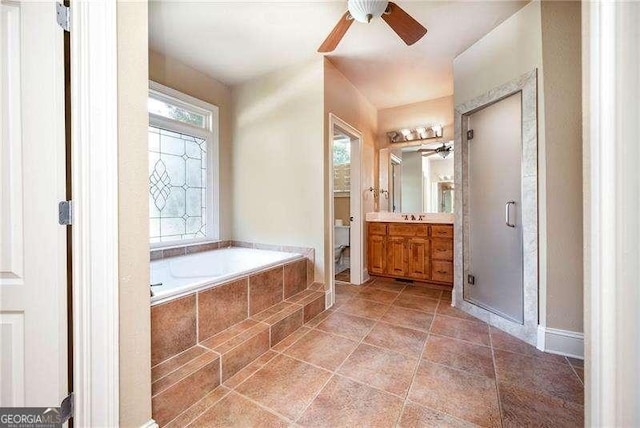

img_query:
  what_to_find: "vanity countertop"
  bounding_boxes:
[366,212,454,224]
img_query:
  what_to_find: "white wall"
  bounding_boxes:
[454,0,583,333]
[231,60,325,281]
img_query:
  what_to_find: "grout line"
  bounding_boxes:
[223,350,280,391]
[170,386,232,428]
[395,294,490,427]
[489,325,506,428]
[565,357,585,386]
[396,293,435,427]
[152,353,219,398]
[225,390,296,425]
[292,303,381,424]
[195,292,200,343]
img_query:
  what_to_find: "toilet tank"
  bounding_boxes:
[335,225,350,247]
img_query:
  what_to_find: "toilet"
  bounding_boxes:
[334,225,350,264]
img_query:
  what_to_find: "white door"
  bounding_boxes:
[0,1,68,407]
[349,134,363,285]
[466,92,524,323]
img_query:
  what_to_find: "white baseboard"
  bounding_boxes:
[537,326,584,359]
[140,419,158,428]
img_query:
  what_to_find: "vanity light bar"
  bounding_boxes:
[387,124,443,143]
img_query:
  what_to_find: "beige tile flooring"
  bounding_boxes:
[168,277,584,427]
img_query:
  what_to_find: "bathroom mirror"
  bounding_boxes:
[379,141,454,213]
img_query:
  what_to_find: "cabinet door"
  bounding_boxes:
[407,237,430,280]
[387,236,407,277]
[431,260,454,284]
[368,235,386,275]
[431,238,454,261]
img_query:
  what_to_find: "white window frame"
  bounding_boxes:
[148,81,220,248]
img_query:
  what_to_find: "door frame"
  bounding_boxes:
[453,70,539,345]
[327,114,364,300]
[70,2,119,426]
[584,2,640,425]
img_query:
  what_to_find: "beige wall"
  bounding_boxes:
[334,196,351,226]
[149,50,233,239]
[377,96,455,150]
[117,1,152,426]
[324,59,378,283]
[540,1,582,332]
[454,0,583,332]
[231,60,325,281]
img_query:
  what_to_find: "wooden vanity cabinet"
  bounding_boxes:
[367,222,453,286]
[368,234,386,275]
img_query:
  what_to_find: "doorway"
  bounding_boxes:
[328,115,363,292]
[454,70,538,344]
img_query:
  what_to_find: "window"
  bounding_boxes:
[333,138,351,194]
[148,82,219,246]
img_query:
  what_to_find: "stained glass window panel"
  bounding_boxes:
[149,126,207,243]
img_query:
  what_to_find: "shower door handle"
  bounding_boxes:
[505,201,516,228]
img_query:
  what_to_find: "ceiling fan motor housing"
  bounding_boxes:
[348,0,389,23]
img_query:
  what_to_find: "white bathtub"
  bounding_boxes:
[150,247,303,304]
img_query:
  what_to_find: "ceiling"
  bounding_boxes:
[149,1,528,109]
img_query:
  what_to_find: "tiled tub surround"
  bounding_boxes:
[151,257,326,426]
[151,241,316,294]
[151,246,316,304]
[153,278,583,427]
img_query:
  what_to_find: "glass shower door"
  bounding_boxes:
[466,92,524,324]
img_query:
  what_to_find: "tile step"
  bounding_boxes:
[151,345,221,427]
[152,287,327,426]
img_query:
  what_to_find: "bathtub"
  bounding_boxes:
[150,247,303,304]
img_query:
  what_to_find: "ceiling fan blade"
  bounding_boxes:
[382,2,427,46]
[318,11,353,53]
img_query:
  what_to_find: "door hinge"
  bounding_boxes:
[58,200,73,225]
[467,274,476,285]
[60,393,74,423]
[56,3,71,32]
[466,129,474,140]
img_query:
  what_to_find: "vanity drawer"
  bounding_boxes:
[431,238,453,261]
[430,225,453,238]
[431,261,453,283]
[388,224,428,237]
[368,222,387,235]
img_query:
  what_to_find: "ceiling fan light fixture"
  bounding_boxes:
[347,0,389,23]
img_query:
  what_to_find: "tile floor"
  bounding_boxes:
[335,268,351,283]
[167,277,584,427]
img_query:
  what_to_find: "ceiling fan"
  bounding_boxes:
[418,143,453,159]
[318,0,427,53]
